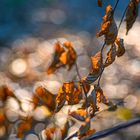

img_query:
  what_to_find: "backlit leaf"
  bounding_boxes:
[104,44,116,67]
[115,38,125,57]
[125,0,139,35]
[83,52,102,84]
[69,109,87,121]
[97,5,118,45]
[35,86,56,111]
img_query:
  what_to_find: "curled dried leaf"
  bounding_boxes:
[35,86,56,111]
[0,85,15,101]
[83,52,102,84]
[91,52,102,72]
[55,87,66,112]
[95,85,109,105]
[126,0,139,35]
[47,42,65,74]
[97,5,118,45]
[47,41,77,74]
[82,80,91,93]
[78,118,96,139]
[69,109,87,121]
[104,44,116,67]
[63,41,77,70]
[17,118,32,138]
[64,82,82,105]
[115,38,125,57]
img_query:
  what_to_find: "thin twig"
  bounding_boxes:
[118,5,128,30]
[113,0,120,14]
[75,62,89,116]
[84,117,140,140]
[65,117,140,140]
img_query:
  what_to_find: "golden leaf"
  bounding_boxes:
[83,52,102,84]
[0,85,15,101]
[97,5,118,45]
[63,41,77,70]
[55,87,66,112]
[35,86,56,111]
[104,44,116,67]
[95,85,109,105]
[78,118,95,139]
[17,118,32,138]
[69,109,87,121]
[115,38,125,57]
[126,0,139,35]
[91,52,102,72]
[78,118,90,138]
[63,82,82,105]
[47,41,77,74]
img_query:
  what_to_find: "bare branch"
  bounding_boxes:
[65,117,140,140]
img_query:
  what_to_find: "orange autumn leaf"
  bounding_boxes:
[17,118,32,138]
[82,80,91,93]
[63,41,77,70]
[104,44,116,67]
[115,38,125,57]
[55,87,66,112]
[47,41,77,74]
[78,117,95,139]
[0,85,15,101]
[95,85,109,105]
[47,42,65,74]
[55,82,82,112]
[125,0,139,35]
[63,82,82,105]
[83,52,102,84]
[35,86,56,111]
[97,0,102,7]
[97,5,118,45]
[69,109,87,121]
[45,122,70,140]
[91,52,102,72]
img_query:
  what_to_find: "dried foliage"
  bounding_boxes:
[0,0,140,140]
[96,5,118,45]
[126,0,139,35]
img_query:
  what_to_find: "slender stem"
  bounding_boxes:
[97,42,106,86]
[118,5,128,30]
[75,62,89,116]
[113,0,120,14]
[65,117,140,140]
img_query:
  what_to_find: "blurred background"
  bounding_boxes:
[0,0,140,140]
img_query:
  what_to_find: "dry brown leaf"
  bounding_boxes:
[35,86,56,111]
[83,52,102,84]
[97,5,118,45]
[55,87,66,112]
[63,41,77,70]
[47,41,77,74]
[126,0,139,35]
[95,85,109,105]
[64,82,82,105]
[104,44,116,67]
[97,0,102,7]
[82,80,91,93]
[47,42,65,74]
[17,118,32,138]
[69,109,87,121]
[78,117,95,139]
[91,52,102,72]
[0,85,15,101]
[115,38,125,57]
